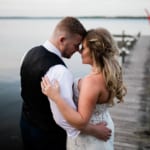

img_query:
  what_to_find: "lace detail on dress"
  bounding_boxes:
[67,103,114,150]
[90,104,108,124]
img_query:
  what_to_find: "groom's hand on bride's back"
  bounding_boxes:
[82,122,111,141]
[93,122,112,141]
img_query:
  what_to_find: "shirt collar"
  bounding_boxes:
[43,40,61,58]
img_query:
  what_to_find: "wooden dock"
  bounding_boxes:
[110,36,150,150]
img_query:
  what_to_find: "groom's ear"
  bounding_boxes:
[58,36,66,50]
[59,36,66,43]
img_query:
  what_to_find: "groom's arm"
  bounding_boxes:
[82,122,112,141]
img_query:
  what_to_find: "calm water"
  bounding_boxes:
[0,18,149,80]
[0,18,149,149]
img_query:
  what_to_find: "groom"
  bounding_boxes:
[20,16,111,150]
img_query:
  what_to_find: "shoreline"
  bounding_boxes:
[0,16,148,20]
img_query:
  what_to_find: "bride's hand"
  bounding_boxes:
[41,76,60,101]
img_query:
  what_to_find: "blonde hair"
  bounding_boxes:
[85,28,127,105]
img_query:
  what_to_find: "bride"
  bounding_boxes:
[41,28,127,150]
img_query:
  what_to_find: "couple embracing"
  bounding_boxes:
[20,16,127,150]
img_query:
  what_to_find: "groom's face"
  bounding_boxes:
[61,34,82,59]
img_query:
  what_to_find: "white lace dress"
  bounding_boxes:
[67,78,114,150]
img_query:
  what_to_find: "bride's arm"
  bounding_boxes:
[41,76,111,140]
[73,78,111,141]
[41,76,97,130]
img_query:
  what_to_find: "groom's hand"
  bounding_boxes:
[93,122,112,141]
[82,122,112,141]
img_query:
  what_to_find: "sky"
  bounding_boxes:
[0,0,149,17]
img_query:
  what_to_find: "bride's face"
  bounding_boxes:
[80,40,93,65]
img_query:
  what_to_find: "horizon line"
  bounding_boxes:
[0,15,147,20]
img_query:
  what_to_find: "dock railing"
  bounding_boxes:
[113,30,141,64]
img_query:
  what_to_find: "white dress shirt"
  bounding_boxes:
[43,40,80,138]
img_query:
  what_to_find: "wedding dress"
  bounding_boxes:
[67,78,114,150]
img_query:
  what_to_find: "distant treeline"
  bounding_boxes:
[78,16,147,19]
[0,16,147,20]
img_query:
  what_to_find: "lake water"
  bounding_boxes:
[0,18,149,149]
[0,18,149,80]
